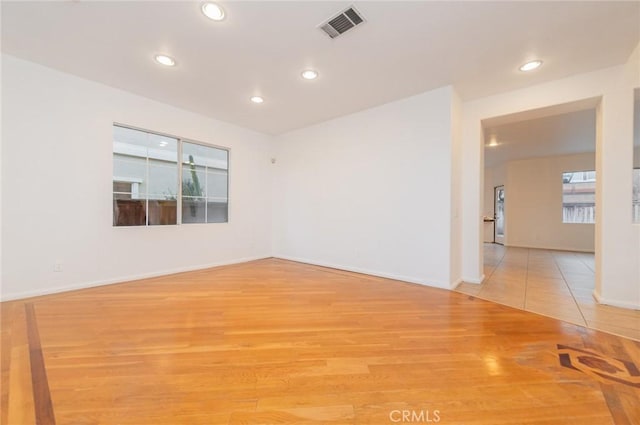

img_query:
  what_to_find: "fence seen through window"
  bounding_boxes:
[562,170,595,224]
[112,125,229,226]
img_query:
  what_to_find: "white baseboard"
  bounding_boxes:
[593,290,640,310]
[274,254,453,290]
[451,278,463,289]
[0,255,271,302]
[461,274,485,284]
[507,243,594,253]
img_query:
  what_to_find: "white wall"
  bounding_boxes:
[504,153,595,252]
[449,89,462,285]
[462,43,640,309]
[272,87,459,288]
[1,55,274,300]
[594,44,640,309]
[0,51,3,295]
[3,50,638,307]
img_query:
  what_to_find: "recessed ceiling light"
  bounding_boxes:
[202,2,225,21]
[250,96,264,104]
[301,69,319,80]
[519,60,542,72]
[155,54,176,67]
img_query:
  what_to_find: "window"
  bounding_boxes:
[181,141,229,223]
[112,125,228,226]
[562,170,595,224]
[112,178,141,200]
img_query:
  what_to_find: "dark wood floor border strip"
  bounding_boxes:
[600,383,633,425]
[25,303,56,425]
[1,303,16,425]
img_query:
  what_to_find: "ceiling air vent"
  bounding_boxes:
[319,6,365,39]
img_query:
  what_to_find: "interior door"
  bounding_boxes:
[494,186,505,245]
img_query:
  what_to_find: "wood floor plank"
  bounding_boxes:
[3,302,36,425]
[25,303,56,425]
[1,302,15,425]
[1,258,639,424]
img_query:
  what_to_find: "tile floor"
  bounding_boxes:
[456,244,640,341]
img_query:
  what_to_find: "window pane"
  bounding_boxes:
[113,125,178,226]
[562,170,596,223]
[207,202,228,223]
[113,197,146,226]
[148,200,177,225]
[149,162,178,199]
[182,197,206,223]
[181,141,229,224]
[113,126,227,227]
[113,181,131,193]
[114,192,132,200]
[113,156,145,197]
[182,167,205,198]
[114,125,177,154]
[182,142,228,168]
[206,171,228,200]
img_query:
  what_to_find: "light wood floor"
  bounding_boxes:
[456,245,640,341]
[2,258,639,424]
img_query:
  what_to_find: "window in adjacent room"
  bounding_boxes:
[113,125,178,226]
[562,170,596,224]
[181,141,229,224]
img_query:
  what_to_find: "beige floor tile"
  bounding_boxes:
[527,291,574,302]
[525,297,581,312]
[476,294,525,310]
[569,287,596,303]
[526,279,571,292]
[587,321,640,341]
[525,309,586,327]
[488,272,527,282]
[482,266,496,278]
[524,296,586,326]
[578,304,640,327]
[527,271,562,278]
[563,276,595,289]
[454,245,638,341]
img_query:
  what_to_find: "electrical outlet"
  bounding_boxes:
[54,263,63,272]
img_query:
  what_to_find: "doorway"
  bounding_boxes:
[494,185,505,245]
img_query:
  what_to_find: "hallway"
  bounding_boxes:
[456,245,640,341]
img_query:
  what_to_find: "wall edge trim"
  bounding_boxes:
[0,255,272,301]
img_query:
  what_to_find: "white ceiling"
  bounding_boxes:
[2,1,639,135]
[483,96,640,168]
[483,107,596,168]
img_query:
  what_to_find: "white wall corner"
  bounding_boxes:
[593,289,640,311]
[0,255,272,302]
[461,274,485,285]
[449,86,463,285]
[273,255,452,290]
[1,55,275,301]
[0,51,3,296]
[450,278,463,289]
